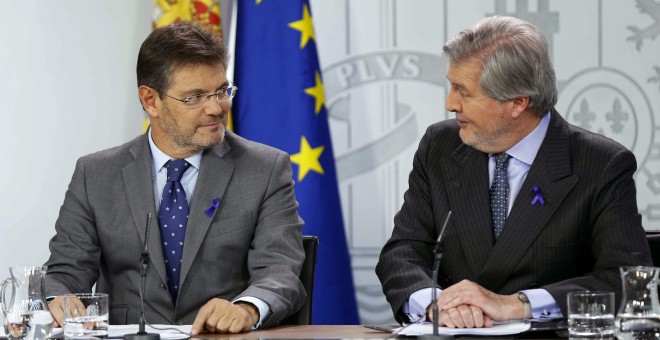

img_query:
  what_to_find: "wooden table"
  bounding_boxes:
[193,325,397,339]
[191,324,567,339]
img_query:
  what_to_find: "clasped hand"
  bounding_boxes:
[427,280,524,328]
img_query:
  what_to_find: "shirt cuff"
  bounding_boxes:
[520,289,563,321]
[403,287,443,323]
[233,297,270,329]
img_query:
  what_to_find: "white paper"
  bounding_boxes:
[395,320,531,336]
[107,324,191,339]
[0,325,191,339]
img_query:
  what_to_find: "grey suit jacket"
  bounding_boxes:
[45,131,305,327]
[376,110,652,323]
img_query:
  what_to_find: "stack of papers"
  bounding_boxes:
[395,320,531,336]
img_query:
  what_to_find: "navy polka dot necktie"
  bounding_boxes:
[490,153,511,239]
[158,159,190,301]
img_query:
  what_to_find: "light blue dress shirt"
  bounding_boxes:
[403,113,563,323]
[148,130,270,328]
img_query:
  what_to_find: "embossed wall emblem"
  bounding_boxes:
[314,0,660,323]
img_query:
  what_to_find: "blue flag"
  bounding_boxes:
[233,0,360,325]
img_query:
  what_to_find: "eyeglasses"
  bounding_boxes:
[156,81,238,109]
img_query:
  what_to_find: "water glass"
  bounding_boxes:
[568,291,615,338]
[62,293,108,339]
[615,266,660,339]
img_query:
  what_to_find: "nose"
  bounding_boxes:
[203,95,226,117]
[445,88,460,113]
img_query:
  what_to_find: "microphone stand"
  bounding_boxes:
[419,212,454,340]
[125,214,160,340]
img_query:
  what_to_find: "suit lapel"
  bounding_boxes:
[179,139,234,288]
[477,111,579,291]
[121,135,167,285]
[443,143,494,278]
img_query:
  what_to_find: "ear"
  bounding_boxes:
[138,86,162,119]
[510,96,530,119]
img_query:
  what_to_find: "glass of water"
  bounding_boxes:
[568,291,615,338]
[62,293,108,339]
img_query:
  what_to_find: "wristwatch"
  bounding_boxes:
[518,292,532,319]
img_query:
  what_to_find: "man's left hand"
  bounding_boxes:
[191,298,259,335]
[434,280,524,322]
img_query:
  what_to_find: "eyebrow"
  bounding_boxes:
[450,81,467,93]
[180,81,230,97]
[179,88,207,97]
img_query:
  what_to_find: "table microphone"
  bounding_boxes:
[125,213,160,340]
[419,211,454,340]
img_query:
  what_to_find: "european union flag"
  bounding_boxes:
[233,0,360,325]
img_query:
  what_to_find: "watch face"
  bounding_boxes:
[518,293,529,302]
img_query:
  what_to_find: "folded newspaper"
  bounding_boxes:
[395,320,531,336]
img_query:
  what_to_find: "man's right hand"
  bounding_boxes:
[427,303,493,328]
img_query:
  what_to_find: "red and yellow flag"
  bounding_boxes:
[154,0,222,34]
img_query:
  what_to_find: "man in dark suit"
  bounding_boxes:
[45,22,305,334]
[376,16,652,328]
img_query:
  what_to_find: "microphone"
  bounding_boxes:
[125,214,160,340]
[419,211,453,340]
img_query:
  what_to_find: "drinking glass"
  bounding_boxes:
[567,291,615,338]
[62,293,108,339]
[615,266,660,340]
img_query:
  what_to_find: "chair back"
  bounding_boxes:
[647,232,660,266]
[281,235,318,325]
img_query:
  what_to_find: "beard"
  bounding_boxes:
[459,123,510,152]
[159,105,225,154]
[458,103,513,152]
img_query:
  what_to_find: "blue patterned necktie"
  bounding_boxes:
[158,159,190,301]
[490,153,512,239]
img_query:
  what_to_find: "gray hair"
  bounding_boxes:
[442,16,557,116]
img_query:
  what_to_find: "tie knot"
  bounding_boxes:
[494,153,511,171]
[165,159,190,182]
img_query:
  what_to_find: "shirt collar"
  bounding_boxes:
[148,128,203,173]
[502,112,551,166]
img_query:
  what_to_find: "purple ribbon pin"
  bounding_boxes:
[531,186,545,206]
[204,196,220,217]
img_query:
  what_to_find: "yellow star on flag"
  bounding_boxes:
[304,71,325,114]
[288,3,315,49]
[290,136,325,181]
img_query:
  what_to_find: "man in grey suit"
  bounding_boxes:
[45,22,305,334]
[376,16,652,328]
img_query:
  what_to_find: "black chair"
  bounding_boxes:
[281,235,319,325]
[646,232,660,266]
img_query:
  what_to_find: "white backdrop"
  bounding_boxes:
[1,0,659,325]
[0,0,151,278]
